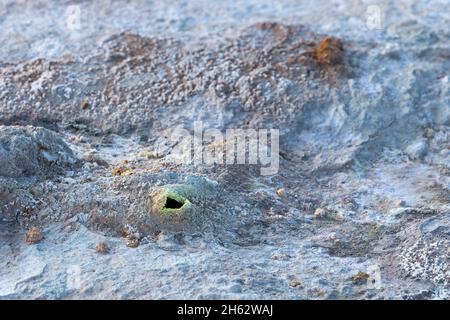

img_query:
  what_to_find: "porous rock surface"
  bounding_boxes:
[0,0,449,299]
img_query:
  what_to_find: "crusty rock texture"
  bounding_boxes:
[0,126,75,178]
[0,0,448,299]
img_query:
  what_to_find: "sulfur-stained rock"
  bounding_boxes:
[25,227,43,244]
[313,37,344,65]
[150,186,193,216]
[148,177,219,232]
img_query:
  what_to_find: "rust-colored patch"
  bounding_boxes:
[112,160,133,176]
[313,37,344,65]
[80,100,90,110]
[25,227,43,244]
[351,271,370,285]
[95,242,109,254]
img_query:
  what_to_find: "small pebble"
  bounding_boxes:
[276,188,285,197]
[81,100,90,110]
[351,272,370,285]
[405,140,428,160]
[126,237,140,248]
[289,279,302,288]
[25,227,43,244]
[95,242,109,254]
[314,208,327,218]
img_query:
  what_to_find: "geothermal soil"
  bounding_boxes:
[0,0,449,299]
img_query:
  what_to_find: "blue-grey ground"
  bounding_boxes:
[0,0,449,299]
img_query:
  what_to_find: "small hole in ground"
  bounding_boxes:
[164,197,185,209]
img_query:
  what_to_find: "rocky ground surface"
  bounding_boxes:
[0,0,449,299]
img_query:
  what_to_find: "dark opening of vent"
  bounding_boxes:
[164,197,184,209]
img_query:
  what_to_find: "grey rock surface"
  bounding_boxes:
[0,0,449,299]
[0,126,75,178]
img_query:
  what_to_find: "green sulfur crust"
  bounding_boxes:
[159,190,192,215]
